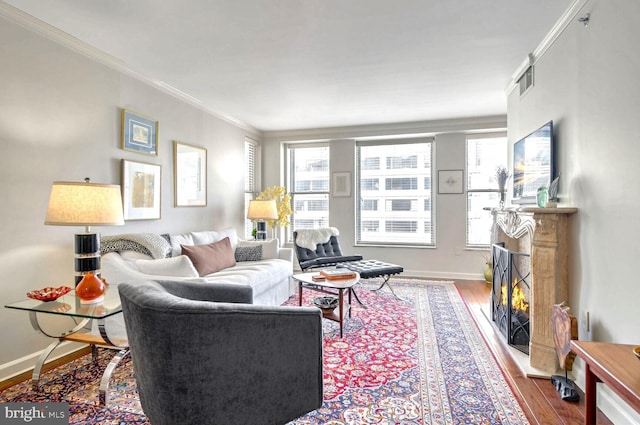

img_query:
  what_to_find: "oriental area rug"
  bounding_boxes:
[0,278,529,425]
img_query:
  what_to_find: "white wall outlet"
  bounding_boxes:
[454,247,462,256]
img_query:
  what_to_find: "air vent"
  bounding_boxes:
[518,66,534,96]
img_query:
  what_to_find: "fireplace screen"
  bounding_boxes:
[491,243,531,354]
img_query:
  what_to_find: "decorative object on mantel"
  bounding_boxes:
[546,175,560,207]
[537,186,549,207]
[495,166,511,209]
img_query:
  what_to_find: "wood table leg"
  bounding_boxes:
[298,281,302,306]
[338,289,344,338]
[585,363,597,425]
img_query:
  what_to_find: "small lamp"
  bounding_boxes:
[45,178,124,303]
[247,199,278,240]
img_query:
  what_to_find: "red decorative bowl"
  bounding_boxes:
[27,286,72,302]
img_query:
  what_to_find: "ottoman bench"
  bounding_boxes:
[338,259,404,300]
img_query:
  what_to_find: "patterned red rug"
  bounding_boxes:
[0,278,529,424]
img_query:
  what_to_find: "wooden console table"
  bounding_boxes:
[570,340,640,425]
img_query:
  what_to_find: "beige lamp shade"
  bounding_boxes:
[45,181,125,227]
[247,199,278,220]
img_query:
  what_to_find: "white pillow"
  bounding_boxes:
[191,228,238,250]
[135,255,199,278]
[169,233,194,257]
[237,239,278,260]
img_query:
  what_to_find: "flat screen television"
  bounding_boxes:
[512,120,554,204]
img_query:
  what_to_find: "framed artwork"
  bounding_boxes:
[332,172,351,197]
[438,169,464,194]
[174,141,207,206]
[122,159,161,220]
[121,109,158,155]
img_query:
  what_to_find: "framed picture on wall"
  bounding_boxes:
[121,109,158,155]
[332,172,351,197]
[438,169,464,194]
[174,141,207,207]
[122,159,161,220]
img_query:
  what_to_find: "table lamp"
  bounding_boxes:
[247,199,278,240]
[45,178,124,302]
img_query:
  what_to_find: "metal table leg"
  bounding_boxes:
[371,274,405,300]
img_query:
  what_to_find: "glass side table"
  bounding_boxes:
[5,287,128,406]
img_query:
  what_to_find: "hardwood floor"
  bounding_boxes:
[455,279,613,425]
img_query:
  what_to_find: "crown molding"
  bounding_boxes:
[0,2,261,136]
[262,115,507,143]
[505,0,590,95]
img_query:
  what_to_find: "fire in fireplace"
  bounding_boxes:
[492,243,531,354]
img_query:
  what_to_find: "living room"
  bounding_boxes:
[1,0,638,423]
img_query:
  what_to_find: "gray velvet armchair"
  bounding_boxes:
[118,280,323,425]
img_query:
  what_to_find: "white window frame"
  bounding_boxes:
[465,133,507,248]
[285,143,330,243]
[244,137,261,239]
[356,138,434,247]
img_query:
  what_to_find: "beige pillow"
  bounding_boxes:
[181,237,237,276]
[135,255,199,278]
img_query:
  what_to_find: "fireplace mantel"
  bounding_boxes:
[491,206,577,374]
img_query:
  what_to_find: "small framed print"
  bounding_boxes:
[174,141,207,207]
[332,172,351,197]
[438,169,464,194]
[121,109,158,155]
[122,159,161,220]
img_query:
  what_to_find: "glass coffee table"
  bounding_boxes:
[293,271,360,338]
[5,287,128,406]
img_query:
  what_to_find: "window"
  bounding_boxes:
[357,140,433,246]
[388,199,414,211]
[287,144,330,241]
[361,199,378,211]
[361,178,379,191]
[362,157,380,170]
[385,177,417,190]
[466,135,507,247]
[386,155,417,169]
[244,138,260,238]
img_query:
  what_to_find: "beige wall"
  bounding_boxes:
[507,0,639,422]
[0,15,260,367]
[261,116,508,279]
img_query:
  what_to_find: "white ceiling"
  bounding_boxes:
[3,0,572,132]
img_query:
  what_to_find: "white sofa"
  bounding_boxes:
[96,228,294,338]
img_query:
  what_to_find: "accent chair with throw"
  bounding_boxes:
[118,279,323,425]
[293,227,363,271]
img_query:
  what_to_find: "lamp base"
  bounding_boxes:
[256,221,267,240]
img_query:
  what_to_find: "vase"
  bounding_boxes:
[499,191,506,209]
[484,262,493,284]
[76,272,106,304]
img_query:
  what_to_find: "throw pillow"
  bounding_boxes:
[181,237,237,276]
[237,239,279,260]
[234,245,262,262]
[135,255,199,278]
[169,233,194,258]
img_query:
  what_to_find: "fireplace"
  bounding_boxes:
[490,206,577,375]
[491,243,531,354]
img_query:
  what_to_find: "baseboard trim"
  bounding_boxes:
[0,342,89,390]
